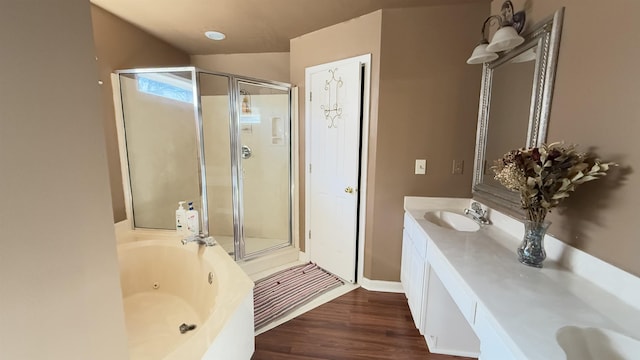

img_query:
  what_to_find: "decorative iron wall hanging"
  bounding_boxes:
[320,68,343,128]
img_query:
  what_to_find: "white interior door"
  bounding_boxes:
[306,57,364,283]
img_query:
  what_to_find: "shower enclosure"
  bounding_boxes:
[115,67,292,260]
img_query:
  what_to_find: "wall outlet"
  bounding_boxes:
[415,159,426,175]
[452,160,464,175]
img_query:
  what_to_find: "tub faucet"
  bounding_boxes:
[464,202,490,225]
[182,233,216,247]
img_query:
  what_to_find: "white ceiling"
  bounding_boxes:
[91,0,486,55]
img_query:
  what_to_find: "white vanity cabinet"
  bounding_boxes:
[401,211,480,356]
[403,196,640,360]
[401,212,428,332]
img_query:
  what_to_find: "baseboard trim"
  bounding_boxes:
[360,277,403,293]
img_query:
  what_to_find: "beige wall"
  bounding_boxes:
[370,3,488,280]
[290,10,384,254]
[192,52,291,83]
[291,4,487,280]
[91,4,190,223]
[0,1,128,359]
[485,0,640,276]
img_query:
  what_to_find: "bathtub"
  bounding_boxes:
[117,230,254,360]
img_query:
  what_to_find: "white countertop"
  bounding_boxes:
[404,197,640,359]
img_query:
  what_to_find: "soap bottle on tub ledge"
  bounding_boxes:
[186,201,199,236]
[175,201,187,233]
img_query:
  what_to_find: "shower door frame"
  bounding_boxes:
[113,66,293,262]
[229,76,293,260]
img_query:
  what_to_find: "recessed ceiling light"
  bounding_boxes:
[204,31,226,41]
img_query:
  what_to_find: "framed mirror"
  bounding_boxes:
[472,8,564,212]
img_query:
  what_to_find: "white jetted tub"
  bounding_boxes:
[117,231,254,360]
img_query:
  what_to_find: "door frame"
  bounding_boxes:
[304,54,372,284]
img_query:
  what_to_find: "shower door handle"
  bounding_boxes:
[241,145,252,159]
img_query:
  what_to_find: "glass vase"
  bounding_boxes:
[517,220,551,268]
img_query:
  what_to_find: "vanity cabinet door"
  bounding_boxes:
[401,229,420,326]
[402,212,426,331]
[408,242,425,330]
[401,229,411,297]
[401,213,414,297]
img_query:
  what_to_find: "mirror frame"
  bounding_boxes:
[472,8,565,212]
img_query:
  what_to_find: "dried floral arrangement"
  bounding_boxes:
[493,142,616,224]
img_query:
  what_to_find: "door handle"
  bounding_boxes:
[345,186,354,194]
[241,145,252,159]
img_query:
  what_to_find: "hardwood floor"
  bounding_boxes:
[253,287,475,360]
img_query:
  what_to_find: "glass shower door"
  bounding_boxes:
[236,80,292,258]
[199,72,235,255]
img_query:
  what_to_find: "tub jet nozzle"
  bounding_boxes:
[179,323,197,334]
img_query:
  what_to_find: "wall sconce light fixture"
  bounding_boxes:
[467,0,526,64]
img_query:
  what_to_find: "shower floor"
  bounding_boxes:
[123,292,200,360]
[215,235,289,256]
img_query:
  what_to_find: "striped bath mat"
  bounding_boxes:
[253,262,344,329]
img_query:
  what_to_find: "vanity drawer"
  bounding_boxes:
[403,211,413,231]
[404,212,427,259]
[427,249,477,325]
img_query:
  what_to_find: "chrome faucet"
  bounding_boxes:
[181,233,216,247]
[464,202,490,225]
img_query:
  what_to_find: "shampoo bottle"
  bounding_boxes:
[175,201,187,232]
[186,202,199,235]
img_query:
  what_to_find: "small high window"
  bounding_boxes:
[136,73,193,104]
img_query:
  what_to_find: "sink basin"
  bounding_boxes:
[423,211,480,232]
[557,326,640,360]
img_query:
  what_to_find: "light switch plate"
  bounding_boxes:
[415,159,426,175]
